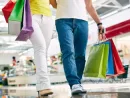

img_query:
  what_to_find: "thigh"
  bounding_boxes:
[30,15,46,49]
[74,20,89,56]
[40,16,53,50]
[56,19,74,53]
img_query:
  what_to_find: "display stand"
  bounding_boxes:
[8,74,66,86]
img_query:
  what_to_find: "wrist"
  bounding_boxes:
[97,23,102,26]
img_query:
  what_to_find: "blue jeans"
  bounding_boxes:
[56,19,88,88]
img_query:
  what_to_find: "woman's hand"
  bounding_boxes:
[50,0,57,8]
[11,0,17,3]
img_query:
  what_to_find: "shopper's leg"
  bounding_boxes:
[30,15,51,91]
[56,19,80,88]
[40,15,53,50]
[74,19,88,82]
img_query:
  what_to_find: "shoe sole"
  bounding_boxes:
[72,90,87,95]
[41,92,53,96]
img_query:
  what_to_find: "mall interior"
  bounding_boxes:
[0,0,130,98]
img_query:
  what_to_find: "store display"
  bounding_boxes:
[48,53,64,74]
[6,53,64,86]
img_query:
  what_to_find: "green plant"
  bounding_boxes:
[58,53,63,64]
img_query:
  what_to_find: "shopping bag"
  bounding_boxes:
[16,0,34,41]
[8,0,24,35]
[2,0,16,23]
[103,41,115,75]
[84,43,109,78]
[110,39,125,76]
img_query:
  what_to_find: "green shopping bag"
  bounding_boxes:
[8,0,24,35]
[84,43,109,78]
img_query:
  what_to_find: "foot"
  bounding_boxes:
[71,84,87,95]
[38,89,53,97]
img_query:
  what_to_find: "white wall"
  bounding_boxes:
[0,53,19,65]
[100,8,130,27]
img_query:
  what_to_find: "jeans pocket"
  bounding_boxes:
[55,19,65,25]
[32,15,42,22]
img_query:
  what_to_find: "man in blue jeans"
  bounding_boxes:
[50,0,104,95]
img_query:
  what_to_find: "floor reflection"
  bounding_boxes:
[0,84,130,98]
[0,91,130,98]
[72,94,87,98]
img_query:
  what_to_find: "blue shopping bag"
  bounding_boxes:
[102,41,115,75]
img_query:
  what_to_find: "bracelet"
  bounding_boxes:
[97,23,102,26]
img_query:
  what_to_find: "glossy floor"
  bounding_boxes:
[1,83,130,98]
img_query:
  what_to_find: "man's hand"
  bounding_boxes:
[98,24,105,41]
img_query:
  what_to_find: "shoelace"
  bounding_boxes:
[73,85,80,89]
[80,85,84,90]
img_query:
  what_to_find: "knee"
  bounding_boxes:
[33,45,46,54]
[75,53,85,59]
[62,49,75,59]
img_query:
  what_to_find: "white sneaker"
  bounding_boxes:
[71,84,87,95]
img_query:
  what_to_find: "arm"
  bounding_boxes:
[85,0,105,40]
[50,0,57,8]
[85,0,101,24]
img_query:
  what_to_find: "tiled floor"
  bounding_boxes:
[0,83,130,98]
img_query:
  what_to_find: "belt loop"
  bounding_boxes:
[73,19,76,28]
[41,15,43,23]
